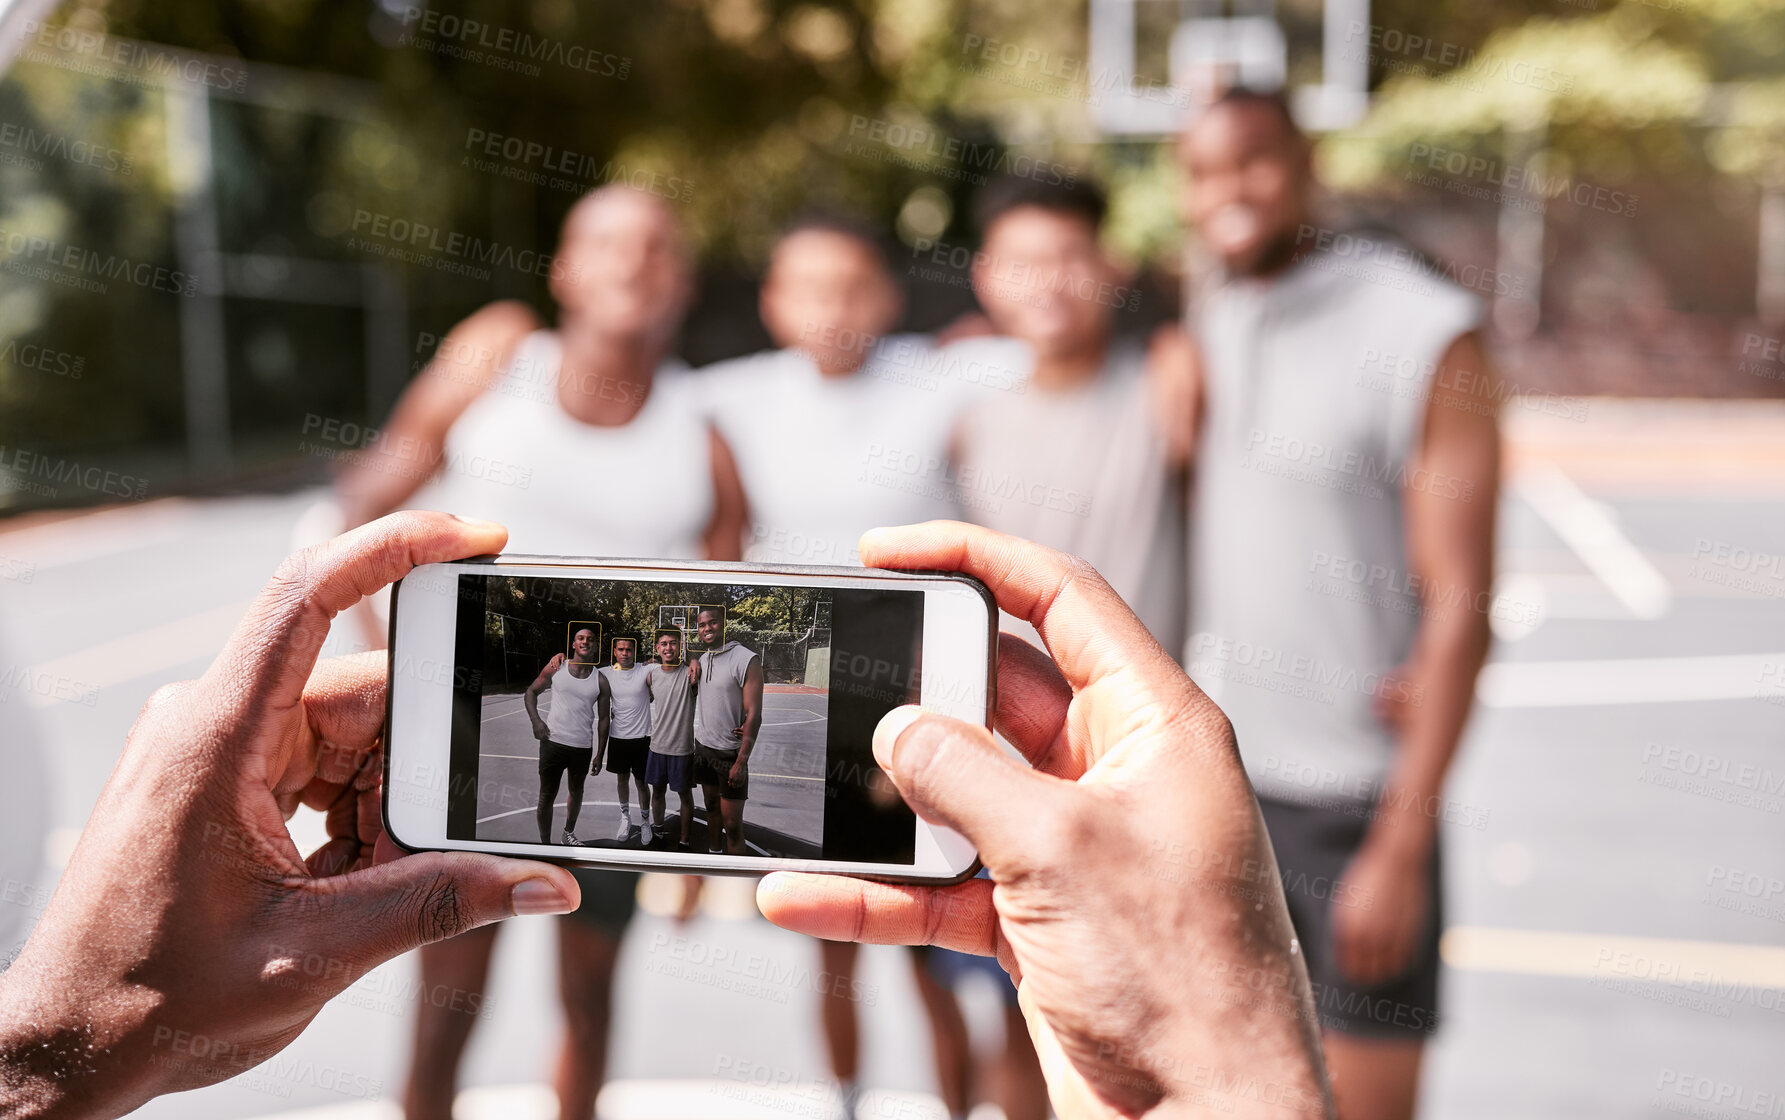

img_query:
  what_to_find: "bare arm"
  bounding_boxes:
[593,676,611,775]
[1381,330,1499,852]
[335,300,540,527]
[1333,331,1499,984]
[523,654,563,740]
[736,658,765,764]
[703,425,748,562]
[1144,323,1204,470]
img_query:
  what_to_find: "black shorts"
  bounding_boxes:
[604,735,649,779]
[538,740,594,786]
[1257,795,1443,1040]
[564,867,639,937]
[693,744,747,800]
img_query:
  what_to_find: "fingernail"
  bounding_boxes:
[872,705,924,769]
[511,878,574,916]
[450,514,505,532]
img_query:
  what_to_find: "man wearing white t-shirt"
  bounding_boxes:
[699,214,1018,567]
[599,637,654,845]
[695,214,1006,1120]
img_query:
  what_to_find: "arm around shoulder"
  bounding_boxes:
[335,300,541,526]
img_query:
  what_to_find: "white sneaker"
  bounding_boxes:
[641,816,655,846]
[614,811,632,842]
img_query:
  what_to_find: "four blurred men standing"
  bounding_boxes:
[334,77,1496,1118]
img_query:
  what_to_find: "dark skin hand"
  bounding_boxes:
[758,522,1333,1120]
[0,512,581,1120]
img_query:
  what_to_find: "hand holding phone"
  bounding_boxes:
[0,513,586,1117]
[757,522,1329,1119]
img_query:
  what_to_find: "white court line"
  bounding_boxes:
[475,799,772,856]
[18,597,259,707]
[479,798,619,825]
[1477,650,1785,708]
[1515,464,1672,619]
[0,498,204,570]
[482,697,527,723]
[476,757,823,783]
[1442,926,1785,989]
[243,1080,946,1120]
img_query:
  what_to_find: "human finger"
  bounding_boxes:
[214,511,505,740]
[858,522,1175,695]
[991,633,1082,778]
[756,873,1005,964]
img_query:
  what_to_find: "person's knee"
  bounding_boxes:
[412,999,481,1056]
[1324,1034,1422,1120]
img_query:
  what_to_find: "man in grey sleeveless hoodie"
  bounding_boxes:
[1157,88,1501,1120]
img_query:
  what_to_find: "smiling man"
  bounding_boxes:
[690,606,762,856]
[1161,87,1501,1120]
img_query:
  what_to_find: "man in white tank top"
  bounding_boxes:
[330,187,747,1120]
[524,628,611,846]
[1159,89,1501,1120]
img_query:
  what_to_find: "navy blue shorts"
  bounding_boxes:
[645,748,692,792]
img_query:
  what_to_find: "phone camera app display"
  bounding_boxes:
[446,574,924,865]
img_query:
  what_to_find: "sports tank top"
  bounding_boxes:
[413,330,712,557]
[1186,243,1482,806]
[544,660,604,748]
[599,663,653,739]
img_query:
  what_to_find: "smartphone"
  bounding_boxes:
[382,555,993,883]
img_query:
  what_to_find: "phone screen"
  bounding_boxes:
[444,573,923,865]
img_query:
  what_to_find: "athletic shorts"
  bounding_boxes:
[693,744,747,800]
[604,735,650,780]
[565,867,639,937]
[645,748,692,792]
[1257,795,1443,1040]
[538,739,594,786]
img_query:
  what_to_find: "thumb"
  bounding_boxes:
[302,850,581,974]
[873,705,1069,871]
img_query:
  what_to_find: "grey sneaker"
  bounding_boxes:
[641,815,655,846]
[561,828,583,847]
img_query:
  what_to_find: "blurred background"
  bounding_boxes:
[0,0,1781,1117]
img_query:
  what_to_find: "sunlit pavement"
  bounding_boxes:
[1,400,1782,1119]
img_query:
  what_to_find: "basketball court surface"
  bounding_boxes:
[4,404,1784,1119]
[473,682,829,857]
